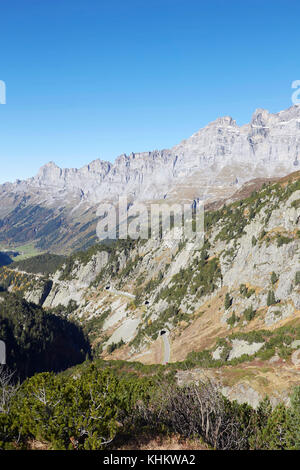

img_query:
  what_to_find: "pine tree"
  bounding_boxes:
[224,292,232,310]
[271,272,278,285]
[267,290,276,306]
[256,404,288,450]
[257,396,272,428]
[244,305,255,322]
[286,386,300,449]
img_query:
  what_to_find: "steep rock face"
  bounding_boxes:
[1,105,300,251]
[7,105,300,202]
[220,212,299,291]
[43,250,109,308]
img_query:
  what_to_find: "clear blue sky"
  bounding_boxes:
[0,0,299,183]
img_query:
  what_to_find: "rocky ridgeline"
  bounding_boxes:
[1,105,300,251]
[7,106,300,203]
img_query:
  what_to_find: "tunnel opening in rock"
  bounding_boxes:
[160,330,166,336]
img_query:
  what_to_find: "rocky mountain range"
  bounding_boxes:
[0,105,300,252]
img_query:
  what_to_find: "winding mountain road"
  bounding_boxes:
[107,287,171,364]
[8,272,171,365]
[109,288,135,299]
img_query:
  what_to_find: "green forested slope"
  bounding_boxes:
[0,293,90,381]
[11,253,65,275]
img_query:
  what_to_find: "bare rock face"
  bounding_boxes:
[228,340,265,361]
[221,384,263,409]
[43,251,109,308]
[265,304,294,327]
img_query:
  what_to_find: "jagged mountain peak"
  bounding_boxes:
[250,108,270,125]
[37,160,61,177]
[43,160,59,168]
[208,115,237,127]
[250,104,300,126]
